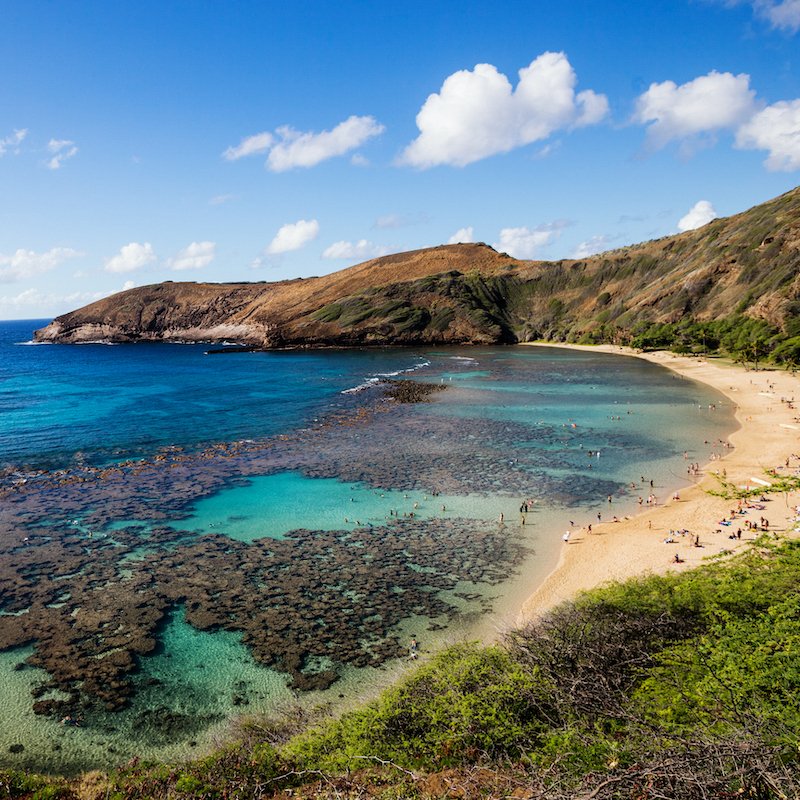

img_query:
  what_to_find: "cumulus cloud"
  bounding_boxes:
[0,287,41,308]
[0,128,27,156]
[321,239,389,260]
[0,247,83,282]
[0,287,115,318]
[267,116,385,171]
[105,242,157,273]
[677,200,718,232]
[167,241,216,271]
[223,116,384,171]
[735,99,800,170]
[633,67,800,172]
[266,219,319,254]
[493,221,568,259]
[400,52,608,168]
[46,138,78,170]
[572,235,612,258]
[448,226,475,244]
[0,288,96,310]
[634,71,756,149]
[222,132,274,161]
[122,280,136,291]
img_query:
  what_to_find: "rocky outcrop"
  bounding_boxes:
[35,186,800,346]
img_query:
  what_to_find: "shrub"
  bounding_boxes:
[286,643,545,771]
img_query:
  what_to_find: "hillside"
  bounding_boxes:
[35,187,800,359]
[6,536,800,799]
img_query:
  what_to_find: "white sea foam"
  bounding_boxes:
[15,340,52,346]
[340,360,431,394]
[341,377,381,394]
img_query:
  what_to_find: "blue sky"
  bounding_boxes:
[1,0,799,320]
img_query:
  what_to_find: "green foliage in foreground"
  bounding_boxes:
[4,539,800,798]
[285,644,545,771]
[283,539,800,794]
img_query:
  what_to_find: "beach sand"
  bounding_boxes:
[518,344,800,623]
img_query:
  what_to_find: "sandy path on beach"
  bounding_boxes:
[517,344,800,623]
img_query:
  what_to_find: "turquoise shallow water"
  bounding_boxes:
[0,614,296,775]
[0,326,738,775]
[184,472,516,541]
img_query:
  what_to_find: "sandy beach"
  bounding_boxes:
[519,344,800,623]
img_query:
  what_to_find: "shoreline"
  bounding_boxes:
[517,343,800,623]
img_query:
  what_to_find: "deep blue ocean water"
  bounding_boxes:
[0,318,738,774]
[0,320,433,468]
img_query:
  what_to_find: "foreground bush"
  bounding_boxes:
[286,643,545,772]
[5,540,800,798]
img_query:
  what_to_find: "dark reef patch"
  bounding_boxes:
[0,378,643,721]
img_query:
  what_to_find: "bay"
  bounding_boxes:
[0,319,736,774]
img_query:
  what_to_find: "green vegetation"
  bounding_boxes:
[301,189,800,358]
[286,644,545,771]
[6,534,800,799]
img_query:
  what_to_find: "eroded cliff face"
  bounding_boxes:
[34,244,526,346]
[34,187,800,347]
[34,281,278,344]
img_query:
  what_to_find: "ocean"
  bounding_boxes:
[0,319,736,774]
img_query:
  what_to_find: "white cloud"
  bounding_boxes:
[534,141,562,159]
[321,239,389,260]
[751,0,800,32]
[493,221,567,259]
[735,99,800,170]
[222,132,274,161]
[122,280,136,291]
[0,128,27,156]
[0,287,107,317]
[267,116,384,171]
[677,200,718,232]
[0,287,40,307]
[167,241,216,271]
[0,247,83,282]
[448,226,475,244]
[572,235,611,258]
[46,138,78,170]
[266,219,319,254]
[634,71,756,149]
[400,52,608,168]
[223,116,384,172]
[105,242,157,273]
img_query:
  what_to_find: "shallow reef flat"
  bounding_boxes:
[0,353,736,772]
[0,382,550,722]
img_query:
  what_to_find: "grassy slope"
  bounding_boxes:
[6,533,799,799]
[299,186,800,355]
[37,187,800,358]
